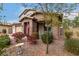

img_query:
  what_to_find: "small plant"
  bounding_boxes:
[0,35,10,56]
[64,39,79,55]
[12,32,25,43]
[0,48,6,56]
[41,31,53,44]
[65,30,73,39]
[27,35,37,44]
[0,35,10,48]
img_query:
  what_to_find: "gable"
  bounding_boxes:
[19,9,36,18]
[32,13,63,22]
[24,10,36,17]
[19,9,63,22]
[32,13,44,21]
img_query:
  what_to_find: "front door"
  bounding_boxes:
[24,22,29,35]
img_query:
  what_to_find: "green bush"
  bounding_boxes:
[64,39,79,55]
[0,48,6,56]
[0,35,10,48]
[65,30,73,39]
[41,32,53,44]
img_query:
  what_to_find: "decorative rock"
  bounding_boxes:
[22,36,27,42]
[9,35,17,45]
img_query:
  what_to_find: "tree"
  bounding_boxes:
[0,4,7,25]
[0,3,3,12]
[63,19,72,30]
[73,16,79,27]
[0,3,3,24]
[21,3,77,54]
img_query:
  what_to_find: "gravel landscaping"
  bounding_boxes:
[22,39,74,56]
[5,37,74,56]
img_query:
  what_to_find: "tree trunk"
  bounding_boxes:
[58,26,60,40]
[46,27,49,54]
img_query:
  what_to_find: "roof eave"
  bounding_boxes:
[19,16,33,22]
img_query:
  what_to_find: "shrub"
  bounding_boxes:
[41,31,53,44]
[2,29,6,34]
[12,32,25,43]
[64,39,79,55]
[0,35,10,48]
[65,30,73,39]
[27,35,37,44]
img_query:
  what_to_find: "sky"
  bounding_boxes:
[0,3,25,23]
[0,3,79,23]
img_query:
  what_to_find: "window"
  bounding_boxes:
[0,29,2,32]
[8,28,12,34]
[44,26,51,32]
[2,29,6,34]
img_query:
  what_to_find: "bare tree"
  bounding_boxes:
[0,3,3,12]
[0,4,7,25]
[38,4,77,54]
[0,3,3,24]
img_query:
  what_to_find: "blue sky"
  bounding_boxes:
[0,3,79,23]
[0,3,25,23]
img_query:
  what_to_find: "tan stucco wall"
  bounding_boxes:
[12,26,16,33]
[12,25,22,33]
[16,26,22,32]
[0,25,12,34]
[33,14,44,21]
[32,21,37,32]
